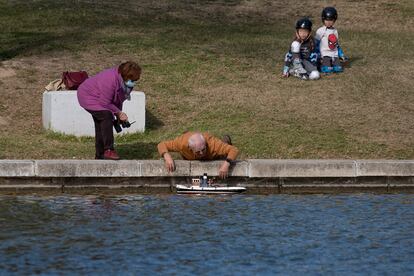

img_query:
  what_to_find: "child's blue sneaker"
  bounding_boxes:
[333,65,343,73]
[321,66,333,74]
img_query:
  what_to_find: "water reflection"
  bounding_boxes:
[1,194,414,275]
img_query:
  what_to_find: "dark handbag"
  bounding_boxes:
[62,71,88,90]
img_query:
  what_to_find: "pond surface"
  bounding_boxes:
[1,194,414,275]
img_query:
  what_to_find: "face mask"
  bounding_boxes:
[125,80,135,88]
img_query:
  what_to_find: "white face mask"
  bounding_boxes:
[125,80,135,88]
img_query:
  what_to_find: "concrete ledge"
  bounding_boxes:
[35,160,142,177]
[0,160,34,177]
[248,159,356,177]
[1,159,412,178]
[141,160,190,176]
[1,159,414,193]
[357,160,414,176]
[190,160,249,177]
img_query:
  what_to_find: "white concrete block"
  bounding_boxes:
[42,91,145,136]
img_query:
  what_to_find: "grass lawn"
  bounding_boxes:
[0,0,413,159]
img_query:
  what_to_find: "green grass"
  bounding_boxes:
[0,0,413,160]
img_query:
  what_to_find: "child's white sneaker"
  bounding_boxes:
[309,70,320,80]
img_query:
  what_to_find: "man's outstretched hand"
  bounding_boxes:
[163,152,175,172]
[219,161,230,179]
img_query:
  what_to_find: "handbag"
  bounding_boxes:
[62,71,88,90]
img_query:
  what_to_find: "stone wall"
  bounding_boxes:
[1,159,413,193]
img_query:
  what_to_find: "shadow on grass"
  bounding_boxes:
[344,55,364,68]
[0,30,91,61]
[146,110,164,130]
[0,32,56,61]
[117,142,158,159]
[1,0,285,62]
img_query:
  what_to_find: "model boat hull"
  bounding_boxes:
[176,185,246,194]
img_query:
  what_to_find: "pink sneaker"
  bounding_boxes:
[104,149,120,160]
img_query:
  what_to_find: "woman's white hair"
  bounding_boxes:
[188,132,206,151]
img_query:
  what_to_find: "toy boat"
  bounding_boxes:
[176,184,246,194]
[176,176,246,194]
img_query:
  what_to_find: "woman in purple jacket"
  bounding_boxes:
[77,61,141,160]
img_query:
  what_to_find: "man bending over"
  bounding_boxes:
[157,132,239,179]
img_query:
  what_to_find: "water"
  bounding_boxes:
[1,194,414,275]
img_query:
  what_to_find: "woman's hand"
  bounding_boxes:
[117,111,128,122]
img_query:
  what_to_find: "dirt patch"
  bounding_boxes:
[0,116,8,126]
[0,67,16,78]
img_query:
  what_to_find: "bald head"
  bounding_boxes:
[188,132,206,152]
